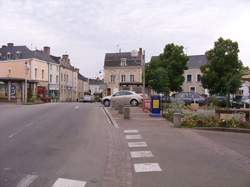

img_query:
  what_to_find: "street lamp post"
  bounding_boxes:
[142,50,146,110]
[24,61,30,104]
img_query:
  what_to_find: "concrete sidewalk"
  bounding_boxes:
[108,107,250,187]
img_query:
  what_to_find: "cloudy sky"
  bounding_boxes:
[0,0,249,77]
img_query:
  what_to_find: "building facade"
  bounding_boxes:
[182,55,208,94]
[78,74,89,100]
[104,48,144,95]
[89,78,106,95]
[59,54,78,102]
[0,43,49,102]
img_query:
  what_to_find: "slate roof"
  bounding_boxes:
[150,55,208,69]
[104,52,142,67]
[89,79,105,85]
[0,44,59,64]
[33,50,57,64]
[78,73,88,81]
[187,55,208,69]
[0,45,34,60]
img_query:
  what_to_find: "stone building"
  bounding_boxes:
[57,54,79,102]
[104,48,145,95]
[0,43,49,102]
[182,55,208,94]
[89,78,106,96]
[78,73,89,100]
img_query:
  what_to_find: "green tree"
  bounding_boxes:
[201,37,243,107]
[146,43,188,95]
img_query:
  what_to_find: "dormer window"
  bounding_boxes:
[16,51,21,59]
[7,52,11,60]
[121,58,127,66]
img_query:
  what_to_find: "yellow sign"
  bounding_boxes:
[153,100,159,108]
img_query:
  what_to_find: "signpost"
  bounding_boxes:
[150,95,161,117]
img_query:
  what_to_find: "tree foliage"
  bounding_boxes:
[201,38,243,97]
[146,43,188,94]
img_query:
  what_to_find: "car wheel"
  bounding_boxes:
[130,99,138,107]
[103,100,110,107]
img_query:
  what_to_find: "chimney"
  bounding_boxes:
[62,54,69,60]
[43,46,50,55]
[7,43,14,47]
[139,48,142,56]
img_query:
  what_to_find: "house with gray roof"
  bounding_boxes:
[0,43,51,102]
[104,48,145,95]
[183,55,208,94]
[150,54,208,94]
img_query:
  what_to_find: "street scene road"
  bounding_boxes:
[0,103,250,187]
[0,103,122,187]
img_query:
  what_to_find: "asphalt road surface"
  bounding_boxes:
[0,103,250,187]
[0,103,126,187]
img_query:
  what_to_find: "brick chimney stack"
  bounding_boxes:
[43,46,50,55]
[7,43,14,47]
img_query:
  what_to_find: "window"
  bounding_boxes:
[187,74,192,82]
[197,74,201,82]
[35,68,38,79]
[50,64,52,70]
[16,51,21,59]
[121,58,127,66]
[121,75,126,82]
[7,52,11,60]
[8,68,11,75]
[50,74,52,83]
[110,75,116,83]
[190,87,196,92]
[56,75,59,83]
[42,69,44,80]
[61,73,63,81]
[130,75,134,82]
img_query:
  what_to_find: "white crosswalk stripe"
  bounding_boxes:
[130,151,154,158]
[51,178,86,187]
[128,142,147,147]
[123,129,139,133]
[125,134,142,140]
[134,163,162,172]
[16,174,38,187]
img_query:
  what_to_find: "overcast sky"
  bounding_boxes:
[0,0,249,78]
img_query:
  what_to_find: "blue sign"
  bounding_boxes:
[150,95,161,117]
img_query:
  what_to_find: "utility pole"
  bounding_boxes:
[24,61,29,104]
[142,50,146,110]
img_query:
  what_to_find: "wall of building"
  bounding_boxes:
[0,59,27,79]
[182,68,205,94]
[48,62,60,91]
[104,66,142,94]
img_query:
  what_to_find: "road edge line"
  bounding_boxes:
[103,107,119,128]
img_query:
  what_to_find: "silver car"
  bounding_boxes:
[102,90,143,107]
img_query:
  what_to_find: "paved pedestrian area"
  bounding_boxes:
[108,107,250,187]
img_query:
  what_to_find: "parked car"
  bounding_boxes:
[102,90,143,107]
[231,95,250,108]
[207,95,228,107]
[170,92,206,106]
[79,95,94,102]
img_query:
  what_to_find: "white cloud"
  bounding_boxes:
[0,0,250,77]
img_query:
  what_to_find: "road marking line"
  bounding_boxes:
[125,134,142,140]
[124,129,139,133]
[130,151,154,158]
[128,142,147,148]
[52,178,86,187]
[16,174,38,187]
[134,163,162,172]
[74,106,80,110]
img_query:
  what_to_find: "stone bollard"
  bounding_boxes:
[124,107,130,119]
[173,113,183,128]
[118,105,124,114]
